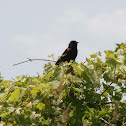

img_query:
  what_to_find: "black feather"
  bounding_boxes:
[55,40,79,65]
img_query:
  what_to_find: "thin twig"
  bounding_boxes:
[13,58,56,66]
[100,82,113,96]
[95,81,114,106]
[100,117,109,125]
[101,102,114,105]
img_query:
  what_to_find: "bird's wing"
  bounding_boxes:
[55,48,71,65]
[61,48,71,57]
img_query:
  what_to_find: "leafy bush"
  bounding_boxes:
[0,43,126,125]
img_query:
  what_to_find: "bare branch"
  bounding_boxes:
[100,117,109,125]
[101,102,114,105]
[13,58,56,66]
[100,82,113,96]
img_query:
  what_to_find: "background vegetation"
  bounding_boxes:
[0,43,126,126]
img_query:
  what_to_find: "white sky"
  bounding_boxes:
[1,0,126,80]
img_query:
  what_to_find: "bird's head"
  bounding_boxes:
[69,40,79,48]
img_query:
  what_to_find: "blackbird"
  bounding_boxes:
[55,40,79,65]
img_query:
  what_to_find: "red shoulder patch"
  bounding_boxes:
[67,48,69,51]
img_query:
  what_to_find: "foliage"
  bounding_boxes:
[0,43,126,125]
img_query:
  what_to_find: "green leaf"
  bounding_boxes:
[15,82,24,86]
[49,80,59,89]
[90,53,97,58]
[0,89,10,100]
[0,93,6,98]
[34,85,44,90]
[73,87,83,93]
[103,73,112,82]
[105,50,118,66]
[31,89,38,96]
[9,87,21,102]
[112,92,122,101]
[1,112,10,117]
[69,107,76,117]
[37,103,45,110]
[45,71,52,80]
[72,64,82,76]
[33,77,39,83]
[8,107,15,112]
[99,110,106,116]
[86,58,93,63]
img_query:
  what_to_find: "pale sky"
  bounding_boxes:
[1,0,126,80]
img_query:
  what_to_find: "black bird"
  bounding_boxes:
[55,40,79,65]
